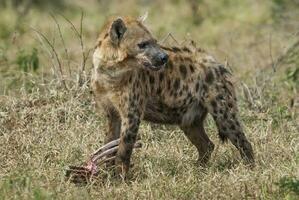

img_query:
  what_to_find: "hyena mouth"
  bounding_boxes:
[137,54,166,71]
[142,61,166,71]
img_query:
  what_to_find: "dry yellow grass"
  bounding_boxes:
[0,0,298,199]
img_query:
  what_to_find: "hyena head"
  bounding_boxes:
[93,16,168,71]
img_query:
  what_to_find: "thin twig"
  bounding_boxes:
[160,33,180,45]
[33,31,59,80]
[31,27,68,90]
[268,33,276,72]
[60,11,87,88]
[50,13,72,78]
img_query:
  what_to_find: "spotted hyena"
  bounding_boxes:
[91,16,254,177]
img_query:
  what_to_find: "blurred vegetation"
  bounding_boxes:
[278,177,299,197]
[272,0,299,19]
[16,47,39,73]
[0,0,66,12]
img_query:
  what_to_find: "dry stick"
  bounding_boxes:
[31,27,68,90]
[242,82,254,108]
[160,33,180,45]
[33,32,58,80]
[60,11,88,88]
[268,33,276,72]
[50,13,72,79]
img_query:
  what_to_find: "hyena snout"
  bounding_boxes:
[155,52,168,66]
[148,51,168,70]
[142,44,169,70]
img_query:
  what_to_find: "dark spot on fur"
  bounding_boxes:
[174,92,178,98]
[128,75,132,83]
[228,102,233,108]
[167,60,173,70]
[189,64,195,73]
[179,90,183,96]
[179,65,187,79]
[182,47,191,52]
[124,133,136,144]
[157,106,163,113]
[98,40,102,47]
[104,33,108,39]
[216,94,224,100]
[195,82,200,92]
[197,48,204,52]
[167,80,171,90]
[219,132,228,142]
[202,84,208,92]
[232,113,236,119]
[224,112,228,119]
[205,70,214,84]
[173,79,180,90]
[230,124,236,130]
[132,93,137,101]
[172,47,181,52]
[222,126,227,131]
[183,98,188,105]
[128,113,134,119]
[141,72,146,82]
[161,46,172,51]
[149,75,155,84]
[211,100,217,109]
[159,73,164,82]
[157,87,162,95]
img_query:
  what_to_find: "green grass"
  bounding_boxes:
[0,0,298,199]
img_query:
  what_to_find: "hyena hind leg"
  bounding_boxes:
[180,114,215,166]
[208,99,255,167]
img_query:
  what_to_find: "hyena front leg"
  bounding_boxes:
[104,105,121,144]
[115,95,143,178]
[101,105,121,167]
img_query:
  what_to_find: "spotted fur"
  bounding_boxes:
[91,16,254,177]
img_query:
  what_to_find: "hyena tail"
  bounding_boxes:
[204,76,255,166]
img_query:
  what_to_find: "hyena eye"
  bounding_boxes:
[138,41,149,49]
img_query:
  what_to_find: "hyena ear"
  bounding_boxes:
[110,18,127,46]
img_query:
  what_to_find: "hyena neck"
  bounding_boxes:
[95,58,138,88]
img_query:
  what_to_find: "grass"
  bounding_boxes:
[0,0,298,199]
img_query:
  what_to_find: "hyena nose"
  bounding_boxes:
[159,53,169,64]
